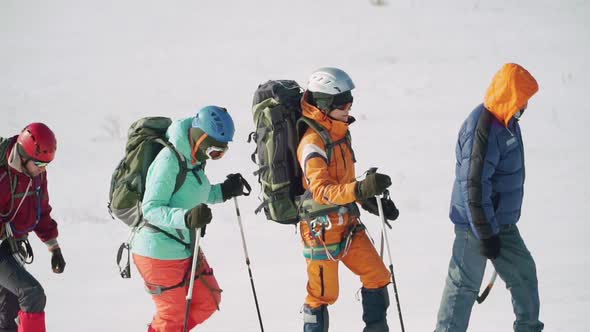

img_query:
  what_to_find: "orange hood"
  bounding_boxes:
[484,63,539,127]
[301,92,349,140]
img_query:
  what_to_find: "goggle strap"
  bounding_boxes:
[191,133,209,165]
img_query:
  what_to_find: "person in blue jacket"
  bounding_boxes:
[435,63,544,332]
[131,106,246,332]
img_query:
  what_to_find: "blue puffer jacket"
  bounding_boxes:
[130,117,224,260]
[449,104,525,239]
[449,63,539,240]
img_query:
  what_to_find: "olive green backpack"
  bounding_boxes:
[108,117,200,277]
[107,117,190,228]
[0,137,13,168]
[249,80,355,225]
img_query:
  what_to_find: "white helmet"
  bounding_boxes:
[307,67,355,95]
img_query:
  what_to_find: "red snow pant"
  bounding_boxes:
[16,313,45,332]
[133,253,222,332]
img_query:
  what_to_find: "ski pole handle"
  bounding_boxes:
[477,270,498,304]
[229,173,252,196]
[366,167,378,176]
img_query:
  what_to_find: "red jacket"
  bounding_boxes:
[0,137,58,246]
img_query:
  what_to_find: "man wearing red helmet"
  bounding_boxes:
[0,123,65,332]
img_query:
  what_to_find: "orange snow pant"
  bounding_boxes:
[300,221,391,309]
[133,253,222,332]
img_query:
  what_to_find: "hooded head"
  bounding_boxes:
[484,63,539,127]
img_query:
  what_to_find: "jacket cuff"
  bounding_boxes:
[353,181,364,201]
[44,238,60,251]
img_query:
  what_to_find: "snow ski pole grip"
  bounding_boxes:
[477,270,498,304]
[237,174,252,196]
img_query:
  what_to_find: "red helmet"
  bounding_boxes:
[17,123,57,162]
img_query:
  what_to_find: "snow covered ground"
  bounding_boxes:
[1,0,589,331]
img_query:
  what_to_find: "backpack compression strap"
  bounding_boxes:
[143,223,190,249]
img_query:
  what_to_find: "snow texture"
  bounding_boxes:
[1,0,588,331]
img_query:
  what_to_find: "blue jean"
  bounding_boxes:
[435,224,543,332]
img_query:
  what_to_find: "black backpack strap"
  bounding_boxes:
[345,131,356,163]
[141,138,192,248]
[144,223,190,249]
[149,137,207,196]
[329,131,355,162]
[152,138,190,194]
[298,118,335,164]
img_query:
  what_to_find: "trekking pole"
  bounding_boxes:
[234,196,264,331]
[376,192,406,332]
[477,270,498,304]
[183,230,202,332]
[379,232,385,258]
[231,175,264,331]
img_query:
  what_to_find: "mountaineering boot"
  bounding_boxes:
[17,311,45,332]
[362,286,390,332]
[303,304,329,332]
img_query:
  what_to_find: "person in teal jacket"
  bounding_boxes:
[131,106,246,332]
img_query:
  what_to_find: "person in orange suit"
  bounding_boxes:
[297,67,399,332]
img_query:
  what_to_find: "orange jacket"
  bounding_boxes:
[297,94,358,245]
[484,63,539,127]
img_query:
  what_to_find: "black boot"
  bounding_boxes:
[303,304,329,332]
[362,286,390,332]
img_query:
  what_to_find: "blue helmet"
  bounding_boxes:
[191,106,235,142]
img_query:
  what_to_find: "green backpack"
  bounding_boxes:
[0,137,13,168]
[108,117,190,228]
[109,117,198,278]
[249,80,356,224]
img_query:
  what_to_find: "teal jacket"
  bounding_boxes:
[130,117,224,260]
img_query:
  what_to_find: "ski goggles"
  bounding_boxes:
[331,91,354,110]
[205,145,228,160]
[191,132,229,163]
[32,160,50,167]
[17,144,50,167]
[311,91,354,111]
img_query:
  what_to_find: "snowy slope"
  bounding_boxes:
[1,0,589,331]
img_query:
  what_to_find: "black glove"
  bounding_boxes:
[480,235,501,259]
[221,173,245,201]
[51,248,66,274]
[360,196,399,222]
[355,173,392,201]
[184,204,212,230]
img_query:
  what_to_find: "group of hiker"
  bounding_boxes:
[0,63,543,332]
